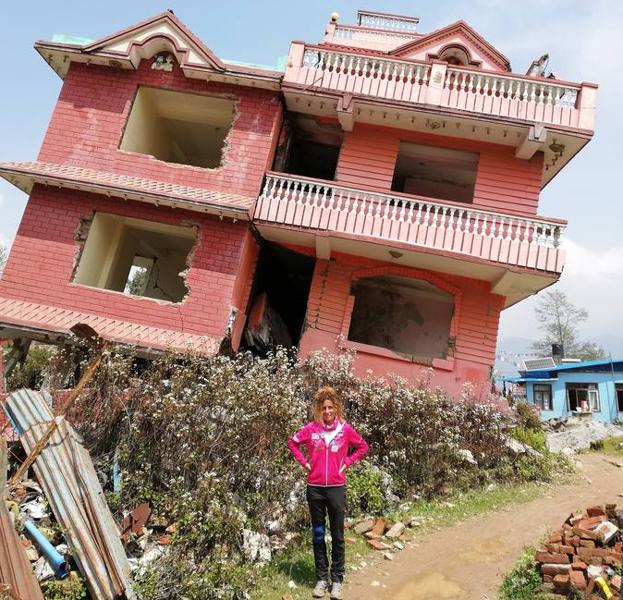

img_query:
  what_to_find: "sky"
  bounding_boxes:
[0,0,620,345]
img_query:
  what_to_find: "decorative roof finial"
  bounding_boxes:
[330,12,339,23]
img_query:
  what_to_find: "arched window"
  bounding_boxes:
[439,45,470,67]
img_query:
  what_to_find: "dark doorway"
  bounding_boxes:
[243,241,315,353]
[274,114,343,181]
[616,384,623,413]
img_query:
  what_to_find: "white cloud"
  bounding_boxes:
[500,238,623,340]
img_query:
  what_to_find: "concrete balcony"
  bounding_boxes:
[286,44,595,131]
[283,44,596,186]
[254,172,567,306]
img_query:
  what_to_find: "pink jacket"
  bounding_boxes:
[288,420,369,487]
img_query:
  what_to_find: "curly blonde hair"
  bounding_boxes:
[312,387,345,423]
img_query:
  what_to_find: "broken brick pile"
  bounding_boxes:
[536,504,623,597]
[348,516,419,561]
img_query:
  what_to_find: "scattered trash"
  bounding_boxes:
[0,438,45,599]
[242,528,272,563]
[5,389,136,600]
[120,502,151,542]
[23,520,68,579]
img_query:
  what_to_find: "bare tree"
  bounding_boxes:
[532,290,605,360]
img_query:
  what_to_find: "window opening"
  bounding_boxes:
[616,384,623,413]
[119,87,235,168]
[566,383,600,413]
[348,275,454,360]
[274,114,343,181]
[124,256,154,296]
[533,384,553,411]
[439,46,470,66]
[243,242,315,353]
[391,142,478,204]
[73,212,196,303]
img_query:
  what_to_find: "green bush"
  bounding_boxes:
[347,461,386,516]
[513,425,547,453]
[41,574,88,600]
[45,346,561,598]
[499,547,547,600]
[514,401,543,431]
[6,344,55,391]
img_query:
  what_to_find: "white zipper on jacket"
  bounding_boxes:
[325,444,328,486]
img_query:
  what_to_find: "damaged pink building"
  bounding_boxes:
[0,10,596,396]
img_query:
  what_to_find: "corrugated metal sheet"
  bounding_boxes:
[4,389,136,600]
[0,437,45,600]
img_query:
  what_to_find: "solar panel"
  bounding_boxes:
[522,357,556,371]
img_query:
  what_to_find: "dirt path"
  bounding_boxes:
[344,453,623,600]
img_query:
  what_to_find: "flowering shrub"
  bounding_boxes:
[44,345,545,598]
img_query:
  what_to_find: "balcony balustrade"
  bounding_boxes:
[285,44,595,131]
[255,172,566,273]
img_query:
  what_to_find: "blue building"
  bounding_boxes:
[506,359,623,423]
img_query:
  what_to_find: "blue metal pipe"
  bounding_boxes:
[23,520,69,579]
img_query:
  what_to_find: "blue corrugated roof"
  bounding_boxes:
[517,358,623,379]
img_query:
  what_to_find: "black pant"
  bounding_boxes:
[306,485,346,583]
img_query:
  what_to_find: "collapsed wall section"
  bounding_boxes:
[37,60,281,200]
[0,185,249,343]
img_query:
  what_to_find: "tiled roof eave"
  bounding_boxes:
[0,297,221,357]
[0,161,254,218]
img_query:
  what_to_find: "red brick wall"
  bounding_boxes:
[336,123,543,218]
[0,186,249,340]
[38,61,281,200]
[299,250,505,397]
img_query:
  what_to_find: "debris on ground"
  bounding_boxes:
[0,438,45,599]
[5,388,136,600]
[545,418,623,454]
[534,503,623,597]
[348,515,420,558]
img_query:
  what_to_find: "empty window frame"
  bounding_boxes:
[391,142,479,204]
[347,275,454,360]
[120,87,235,168]
[275,114,343,181]
[616,384,623,413]
[73,212,197,303]
[566,383,600,412]
[533,384,553,411]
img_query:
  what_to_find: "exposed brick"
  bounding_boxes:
[0,187,249,342]
[535,551,570,565]
[569,569,586,590]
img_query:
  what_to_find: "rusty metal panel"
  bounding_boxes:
[4,389,136,600]
[0,437,45,600]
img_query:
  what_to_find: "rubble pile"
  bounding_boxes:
[347,514,425,564]
[535,504,623,597]
[5,475,83,588]
[545,418,623,454]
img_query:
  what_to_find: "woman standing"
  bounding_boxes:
[288,387,369,599]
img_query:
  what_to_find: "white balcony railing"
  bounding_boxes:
[300,48,431,103]
[255,173,566,273]
[285,44,596,131]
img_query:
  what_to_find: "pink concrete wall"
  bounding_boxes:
[37,60,282,201]
[298,248,505,398]
[400,34,502,70]
[335,123,543,218]
[0,186,249,341]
